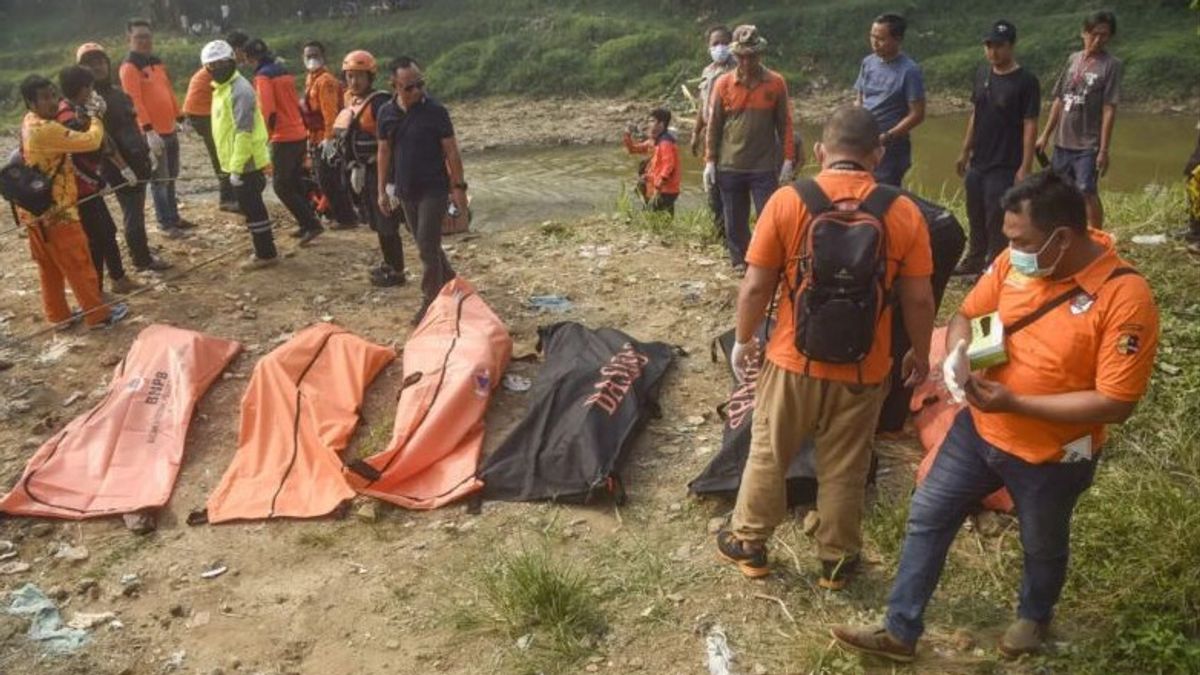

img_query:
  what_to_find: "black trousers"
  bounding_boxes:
[113,182,153,269]
[362,166,404,274]
[77,196,126,288]
[188,114,235,205]
[877,222,967,432]
[400,188,456,306]
[648,192,678,216]
[270,139,321,233]
[317,152,357,226]
[963,166,1015,268]
[234,170,278,260]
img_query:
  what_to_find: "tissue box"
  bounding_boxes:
[968,311,1008,370]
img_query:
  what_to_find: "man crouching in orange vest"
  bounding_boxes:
[17,74,128,330]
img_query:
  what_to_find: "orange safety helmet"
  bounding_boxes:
[76,42,107,63]
[342,50,377,74]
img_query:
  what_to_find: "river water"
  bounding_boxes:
[465,111,1197,231]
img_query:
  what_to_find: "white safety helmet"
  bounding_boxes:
[200,40,235,65]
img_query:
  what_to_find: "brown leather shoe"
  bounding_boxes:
[830,625,915,663]
[998,619,1049,658]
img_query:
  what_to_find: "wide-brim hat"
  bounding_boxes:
[730,24,768,55]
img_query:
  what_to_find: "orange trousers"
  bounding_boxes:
[27,221,109,327]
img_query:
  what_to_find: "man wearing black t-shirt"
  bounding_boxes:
[954,20,1040,275]
[376,56,467,324]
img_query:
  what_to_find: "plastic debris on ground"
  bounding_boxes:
[502,373,532,392]
[5,583,91,654]
[526,295,574,313]
[1130,234,1168,245]
[705,624,735,675]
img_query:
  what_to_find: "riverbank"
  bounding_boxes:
[0,133,1197,672]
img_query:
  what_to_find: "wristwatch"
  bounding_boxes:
[453,181,468,190]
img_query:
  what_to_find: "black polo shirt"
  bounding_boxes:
[376,95,455,199]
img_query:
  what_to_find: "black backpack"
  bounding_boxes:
[789,178,899,367]
[0,148,64,217]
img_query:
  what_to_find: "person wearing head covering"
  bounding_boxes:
[703,25,795,276]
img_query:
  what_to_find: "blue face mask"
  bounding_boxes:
[1010,229,1065,278]
[710,44,731,64]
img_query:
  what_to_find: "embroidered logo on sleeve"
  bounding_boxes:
[1116,334,1140,355]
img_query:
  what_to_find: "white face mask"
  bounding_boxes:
[305,58,323,72]
[710,44,731,64]
[1009,229,1067,278]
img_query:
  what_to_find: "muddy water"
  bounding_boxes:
[466,112,1196,231]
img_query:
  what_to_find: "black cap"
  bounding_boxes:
[983,20,1016,44]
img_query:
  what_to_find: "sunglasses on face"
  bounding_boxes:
[400,80,425,92]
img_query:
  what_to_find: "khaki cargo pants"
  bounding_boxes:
[732,361,887,562]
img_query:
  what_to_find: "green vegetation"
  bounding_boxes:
[471,548,607,672]
[622,182,1200,672]
[1,0,1196,119]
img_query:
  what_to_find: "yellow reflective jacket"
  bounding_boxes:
[18,112,103,226]
[211,72,269,175]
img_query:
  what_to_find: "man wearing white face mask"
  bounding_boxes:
[833,170,1159,663]
[692,25,736,240]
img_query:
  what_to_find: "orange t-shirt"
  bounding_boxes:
[746,169,933,384]
[182,67,213,117]
[960,231,1159,464]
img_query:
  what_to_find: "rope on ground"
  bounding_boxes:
[0,236,252,349]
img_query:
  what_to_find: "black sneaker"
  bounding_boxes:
[819,555,860,590]
[370,266,404,287]
[175,218,199,230]
[329,221,358,231]
[715,528,769,578]
[135,255,173,272]
[159,226,189,240]
[298,226,325,247]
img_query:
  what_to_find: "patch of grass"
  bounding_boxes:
[474,548,606,670]
[863,491,910,567]
[6,0,1194,120]
[294,529,337,549]
[614,186,720,243]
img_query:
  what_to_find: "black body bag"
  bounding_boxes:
[479,322,674,504]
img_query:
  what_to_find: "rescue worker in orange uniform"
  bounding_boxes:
[17,75,128,329]
[245,38,324,245]
[622,107,681,216]
[336,50,405,287]
[302,40,356,229]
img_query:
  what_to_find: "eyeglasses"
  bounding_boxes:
[401,80,425,92]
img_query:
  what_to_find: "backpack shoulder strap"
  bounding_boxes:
[791,177,833,216]
[859,184,901,222]
[1006,266,1140,336]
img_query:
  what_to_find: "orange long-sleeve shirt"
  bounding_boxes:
[182,67,214,117]
[303,68,342,144]
[253,59,307,144]
[623,131,680,196]
[119,54,179,134]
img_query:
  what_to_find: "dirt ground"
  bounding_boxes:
[0,105,1019,675]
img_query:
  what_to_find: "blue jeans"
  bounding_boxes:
[1052,146,1099,195]
[150,132,181,229]
[885,410,1096,645]
[875,136,912,187]
[718,170,777,267]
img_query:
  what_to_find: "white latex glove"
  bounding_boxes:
[350,163,366,194]
[943,338,970,404]
[730,339,760,384]
[229,172,244,188]
[703,161,716,193]
[119,165,137,186]
[778,159,795,184]
[320,138,337,163]
[145,130,165,157]
[385,183,400,210]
